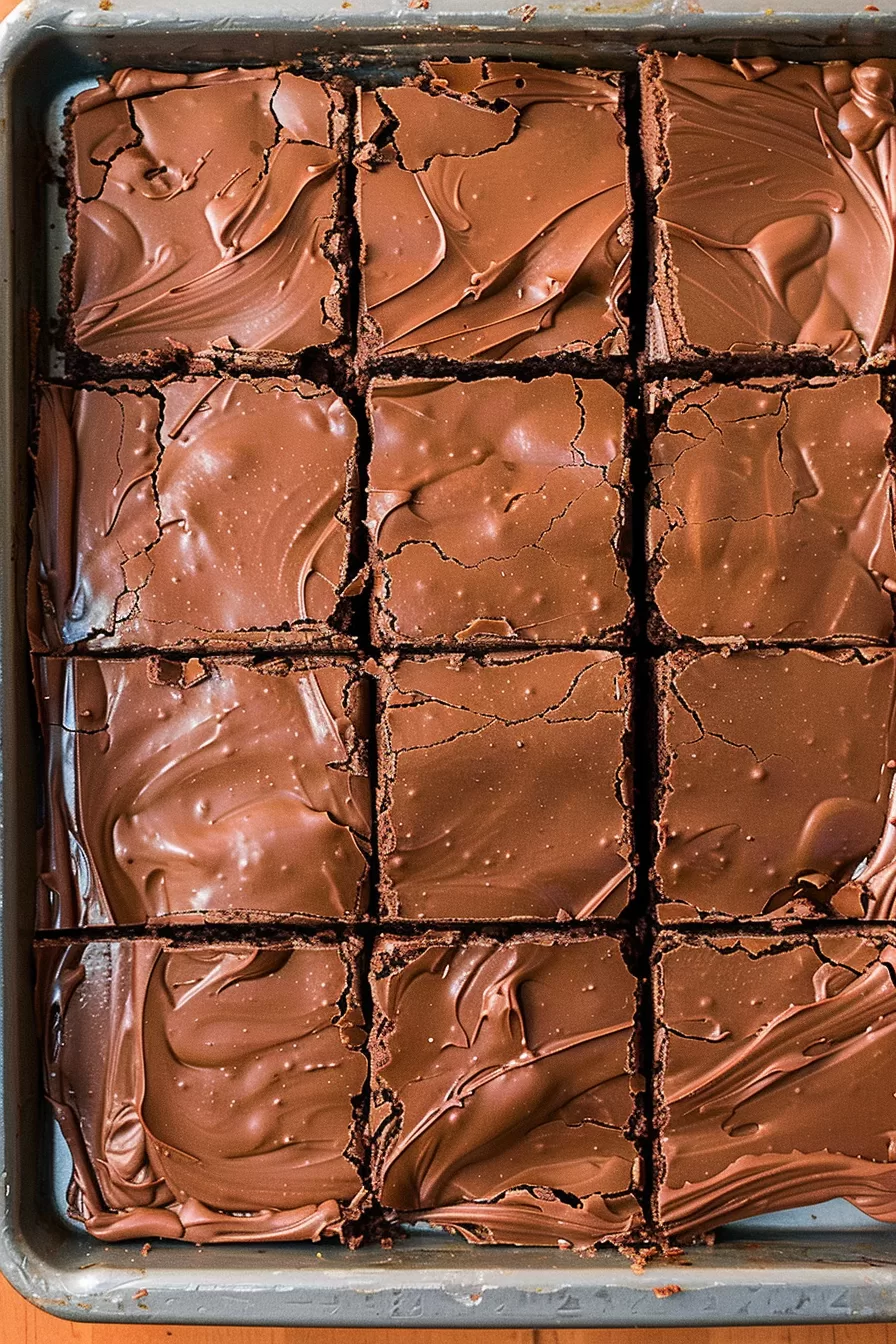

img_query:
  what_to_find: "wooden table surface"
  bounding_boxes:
[2,1,894,1341]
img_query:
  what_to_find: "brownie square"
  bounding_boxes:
[356,60,629,363]
[36,656,371,928]
[655,931,896,1238]
[29,378,359,652]
[368,375,629,647]
[377,651,634,921]
[370,930,642,1248]
[655,648,896,922]
[36,936,367,1242]
[643,54,896,365]
[65,68,349,371]
[648,375,896,643]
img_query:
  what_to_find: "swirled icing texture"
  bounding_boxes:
[36,656,371,927]
[656,933,896,1237]
[356,60,629,361]
[656,648,896,922]
[367,375,628,646]
[68,68,347,365]
[377,651,633,921]
[648,376,896,642]
[644,55,896,363]
[370,932,641,1247]
[29,378,358,652]
[36,937,367,1242]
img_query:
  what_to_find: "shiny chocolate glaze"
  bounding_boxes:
[371,931,641,1247]
[368,375,629,646]
[377,651,633,921]
[36,657,371,927]
[656,648,896,921]
[657,932,896,1237]
[68,68,348,364]
[29,377,359,651]
[356,60,629,361]
[644,55,896,363]
[648,376,896,643]
[36,937,367,1242]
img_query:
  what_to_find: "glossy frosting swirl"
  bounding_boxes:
[29,377,358,651]
[37,938,366,1242]
[371,933,641,1247]
[645,55,896,362]
[37,657,371,927]
[658,934,896,1237]
[69,68,347,363]
[356,60,629,361]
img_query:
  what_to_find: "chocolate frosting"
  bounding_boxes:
[29,378,358,651]
[377,651,632,921]
[368,375,628,646]
[356,60,629,361]
[36,937,366,1242]
[68,68,347,362]
[644,55,896,363]
[649,376,896,642]
[656,648,896,921]
[371,932,641,1247]
[657,933,896,1237]
[36,657,371,927]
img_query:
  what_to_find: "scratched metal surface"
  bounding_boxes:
[5,0,896,1326]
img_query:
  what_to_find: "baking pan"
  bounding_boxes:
[7,0,896,1326]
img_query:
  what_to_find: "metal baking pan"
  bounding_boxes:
[6,0,896,1326]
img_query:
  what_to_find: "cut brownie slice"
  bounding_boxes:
[655,931,896,1238]
[377,651,633,921]
[356,60,629,363]
[29,377,359,652]
[36,656,371,928]
[65,68,349,372]
[370,930,642,1248]
[648,375,896,643]
[643,54,896,365]
[36,936,367,1243]
[368,375,630,647]
[655,647,896,922]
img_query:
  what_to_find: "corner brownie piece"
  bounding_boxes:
[655,931,896,1238]
[643,55,896,364]
[65,68,349,371]
[377,651,633,921]
[648,375,896,643]
[29,378,359,652]
[356,60,629,363]
[655,648,896,922]
[36,656,371,928]
[36,936,367,1242]
[370,931,642,1248]
[368,375,629,647]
